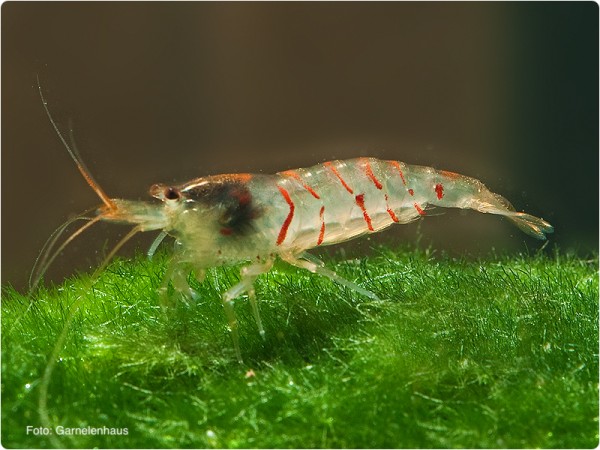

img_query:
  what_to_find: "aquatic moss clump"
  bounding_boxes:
[2,247,598,448]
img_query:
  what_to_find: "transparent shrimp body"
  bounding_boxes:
[35,98,554,363]
[35,81,548,362]
[131,158,552,361]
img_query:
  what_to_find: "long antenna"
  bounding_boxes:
[29,215,103,293]
[28,206,97,291]
[36,75,116,210]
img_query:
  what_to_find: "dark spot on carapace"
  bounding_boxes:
[184,179,262,236]
[408,188,414,196]
[435,183,444,200]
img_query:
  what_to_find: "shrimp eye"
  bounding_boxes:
[164,187,181,200]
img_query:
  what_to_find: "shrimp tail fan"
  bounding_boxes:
[507,212,554,240]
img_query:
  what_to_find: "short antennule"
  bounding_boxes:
[36,75,116,210]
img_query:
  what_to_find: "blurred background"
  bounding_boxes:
[3,2,598,291]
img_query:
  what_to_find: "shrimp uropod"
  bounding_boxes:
[35,89,554,362]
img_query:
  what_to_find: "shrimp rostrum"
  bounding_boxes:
[35,97,553,362]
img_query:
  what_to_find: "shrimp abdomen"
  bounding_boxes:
[273,158,553,250]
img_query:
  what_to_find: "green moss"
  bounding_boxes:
[2,247,598,448]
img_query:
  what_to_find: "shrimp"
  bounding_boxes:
[34,88,553,362]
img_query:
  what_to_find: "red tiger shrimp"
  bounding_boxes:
[34,87,553,363]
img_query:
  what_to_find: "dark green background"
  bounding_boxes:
[3,2,598,290]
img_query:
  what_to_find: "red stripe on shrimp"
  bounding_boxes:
[440,170,460,179]
[361,158,383,190]
[317,206,325,245]
[389,161,407,186]
[385,194,399,223]
[324,161,354,194]
[281,170,320,199]
[355,194,374,231]
[276,186,295,245]
[414,203,426,216]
